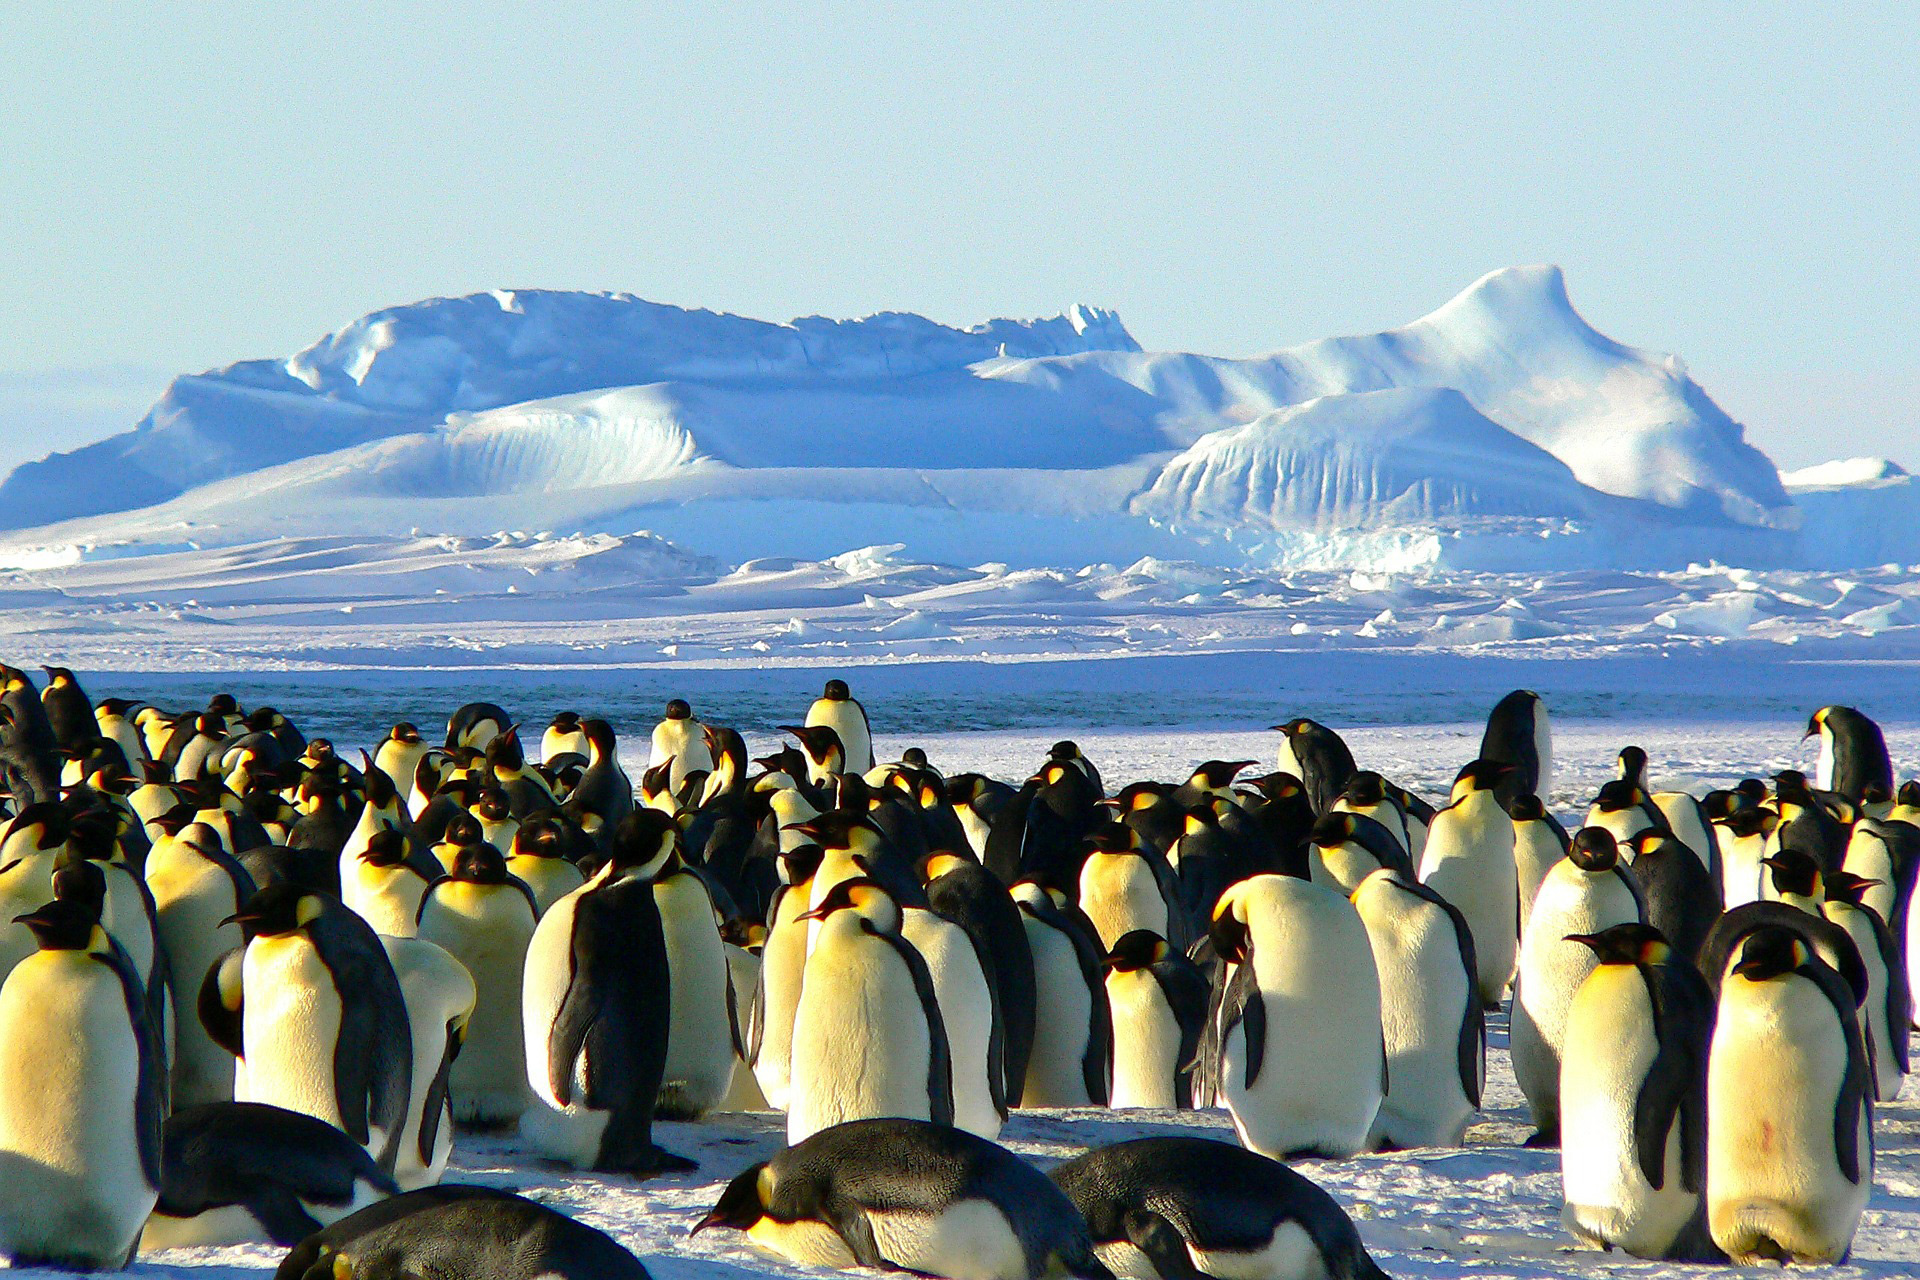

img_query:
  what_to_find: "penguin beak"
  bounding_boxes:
[689,1208,726,1236]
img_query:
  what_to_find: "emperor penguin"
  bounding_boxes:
[342,828,441,937]
[145,819,255,1107]
[787,877,953,1145]
[59,822,172,1059]
[750,844,821,1111]
[376,934,475,1191]
[1510,793,1570,933]
[1211,873,1384,1160]
[221,884,414,1173]
[0,899,164,1271]
[373,724,431,811]
[1051,1136,1392,1280]
[1351,867,1483,1149]
[1822,870,1909,1101]
[948,772,1017,861]
[1841,815,1920,948]
[505,812,589,914]
[559,717,633,840]
[1331,770,1414,855]
[0,802,71,982]
[1010,880,1110,1107]
[1808,705,1894,805]
[1304,810,1412,894]
[806,678,875,775]
[541,711,590,765]
[444,701,510,751]
[1479,688,1552,808]
[1271,717,1355,815]
[1558,923,1720,1261]
[925,852,1037,1105]
[140,1102,398,1249]
[1077,821,1185,952]
[1584,780,1662,849]
[648,699,714,794]
[278,1184,652,1280]
[1510,827,1644,1143]
[1623,830,1721,962]
[414,841,539,1124]
[38,664,95,749]
[1714,806,1778,910]
[96,697,149,768]
[782,723,847,788]
[1102,929,1208,1110]
[1418,759,1520,1003]
[646,839,737,1121]
[1707,927,1873,1265]
[903,893,1008,1138]
[519,808,694,1175]
[695,1117,1110,1280]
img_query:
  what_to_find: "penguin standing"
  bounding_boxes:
[694,1117,1110,1280]
[1050,1136,1391,1280]
[145,820,255,1107]
[0,899,164,1270]
[1714,806,1778,910]
[1271,718,1355,815]
[373,725,431,811]
[1822,870,1909,1102]
[1510,828,1644,1144]
[1510,794,1570,934]
[1479,689,1552,808]
[0,804,67,982]
[1623,830,1721,962]
[414,843,539,1125]
[925,852,1037,1106]
[519,809,694,1175]
[648,699,713,794]
[1211,873,1384,1160]
[903,894,1008,1138]
[505,813,589,914]
[1102,929,1208,1110]
[1807,705,1893,805]
[1077,822,1185,952]
[1419,760,1520,1003]
[38,664,95,750]
[559,718,632,841]
[1558,923,1720,1261]
[1011,880,1110,1108]
[1351,867,1483,1149]
[1707,927,1873,1265]
[1303,810,1412,894]
[806,678,875,775]
[647,840,737,1121]
[750,846,820,1111]
[377,935,475,1191]
[342,829,441,938]
[445,702,510,751]
[787,877,953,1145]
[541,712,589,766]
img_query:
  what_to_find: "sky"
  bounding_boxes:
[1,4,1915,477]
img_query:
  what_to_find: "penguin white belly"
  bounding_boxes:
[417,888,535,1123]
[140,1202,272,1250]
[100,864,157,982]
[1362,900,1476,1147]
[1511,875,1640,1130]
[0,953,155,1268]
[1708,980,1871,1263]
[1513,826,1563,935]
[788,935,936,1145]
[508,857,586,916]
[746,1216,859,1268]
[1307,843,1377,895]
[1419,804,1517,1003]
[149,861,244,1108]
[903,910,1000,1138]
[343,865,427,939]
[958,806,993,860]
[865,1201,1028,1280]
[1652,794,1713,871]
[1840,827,1900,924]
[0,857,55,984]
[752,887,811,1111]
[1081,859,1168,952]
[655,875,736,1120]
[1106,969,1182,1109]
[1092,1240,1160,1280]
[807,701,873,774]
[518,887,613,1166]
[1189,1224,1331,1280]
[1560,966,1698,1256]
[237,937,348,1134]
[380,936,474,1191]
[1816,732,1836,793]
[1717,832,1768,910]
[1019,917,1096,1107]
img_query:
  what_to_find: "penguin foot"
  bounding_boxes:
[1521,1128,1560,1149]
[608,1146,697,1178]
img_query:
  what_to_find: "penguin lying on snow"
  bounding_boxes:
[695,1117,1114,1280]
[276,1184,651,1280]
[1050,1136,1390,1280]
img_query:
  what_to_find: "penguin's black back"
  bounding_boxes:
[1624,842,1721,962]
[1478,689,1544,807]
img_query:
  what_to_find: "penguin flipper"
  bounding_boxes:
[825,1207,937,1278]
[1123,1210,1206,1280]
[417,1017,463,1165]
[97,948,165,1188]
[1219,961,1266,1088]
[198,945,246,1058]
[1051,903,1113,1105]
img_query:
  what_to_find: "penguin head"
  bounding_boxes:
[780,724,844,768]
[778,843,824,887]
[1104,929,1171,973]
[1566,922,1671,967]
[359,828,410,867]
[1771,770,1812,803]
[1271,718,1317,739]
[51,852,108,918]
[451,842,511,884]
[1718,806,1779,840]
[1616,745,1648,783]
[357,755,400,809]
[1047,740,1085,764]
[783,811,883,855]
[1210,890,1253,963]
[1762,850,1823,900]
[1626,831,1682,863]
[1112,782,1170,813]
[1084,821,1143,855]
[389,722,423,745]
[1824,870,1882,906]
[1804,706,1835,740]
[1899,780,1920,808]
[1309,812,1360,848]
[3,801,72,855]
[1591,779,1646,814]
[485,727,527,773]
[1189,759,1256,792]
[1240,772,1306,805]
[580,718,618,761]
[94,697,139,720]
[1342,771,1388,807]
[549,711,581,732]
[206,693,240,720]
[472,786,512,823]
[608,809,681,878]
[14,899,104,953]
[664,699,693,722]
[823,679,851,701]
[693,1163,773,1234]
[1508,794,1547,822]
[1730,927,1812,983]
[41,665,75,688]
[800,877,902,933]
[901,747,930,769]
[64,809,123,865]
[512,813,569,860]
[1567,827,1620,872]
[1451,760,1513,799]
[918,851,973,884]
[224,883,326,939]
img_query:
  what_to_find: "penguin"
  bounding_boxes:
[1558,923,1720,1262]
[1418,759,1519,1004]
[949,772,1018,861]
[519,808,694,1175]
[1808,705,1894,806]
[559,717,632,840]
[1584,779,1662,849]
[38,664,95,749]
[342,828,441,937]
[1102,929,1208,1110]
[372,724,431,810]
[1077,821,1185,952]
[444,701,510,751]
[1650,790,1719,883]
[718,929,771,1112]
[1510,827,1644,1144]
[60,820,172,1060]
[647,698,713,794]
[376,935,474,1191]
[1211,873,1384,1160]
[904,892,1008,1138]
[694,1117,1110,1280]
[541,711,590,766]
[1162,804,1245,935]
[1891,779,1920,828]
[749,844,820,1112]
[1050,1136,1391,1280]
[1774,772,1850,872]
[925,851,1037,1106]
[505,812,589,914]
[1510,793,1571,933]
[0,898,164,1271]
[1714,805,1778,910]
[1623,830,1721,962]
[1759,847,1827,913]
[140,1102,399,1249]
[276,1184,652,1280]
[222,884,414,1173]
[806,678,875,775]
[96,697,149,768]
[145,819,255,1107]
[1841,815,1920,949]
[1303,810,1412,894]
[782,723,847,788]
[1271,718,1355,815]
[1010,879,1110,1107]
[1822,870,1909,1102]
[1707,927,1873,1265]
[484,728,555,819]
[988,755,1105,888]
[414,841,539,1125]
[1479,688,1551,808]
[787,877,953,1145]
[1351,867,1483,1149]
[1330,770,1413,854]
[647,838,737,1121]
[1235,771,1317,874]
[0,802,71,982]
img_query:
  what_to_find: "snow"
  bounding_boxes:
[1784,458,1911,490]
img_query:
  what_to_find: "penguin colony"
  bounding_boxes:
[0,661,1908,1273]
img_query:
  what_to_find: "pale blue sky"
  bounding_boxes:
[2,4,1914,472]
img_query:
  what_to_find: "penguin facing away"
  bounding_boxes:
[694,1117,1113,1280]
[1479,688,1552,808]
[1271,718,1356,815]
[1050,1136,1391,1280]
